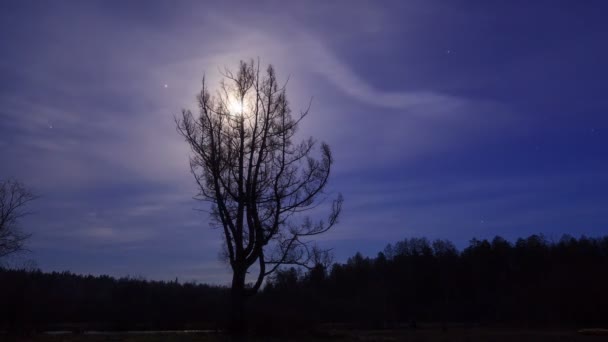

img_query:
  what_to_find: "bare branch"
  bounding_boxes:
[0,179,36,258]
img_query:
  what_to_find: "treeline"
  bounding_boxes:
[260,234,608,330]
[0,270,228,332]
[1,234,608,332]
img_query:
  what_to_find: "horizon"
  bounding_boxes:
[1,232,602,286]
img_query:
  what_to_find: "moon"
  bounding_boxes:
[228,98,244,115]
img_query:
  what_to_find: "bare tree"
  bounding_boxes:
[0,179,36,258]
[176,60,342,332]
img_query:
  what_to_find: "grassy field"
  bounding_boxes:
[3,328,607,342]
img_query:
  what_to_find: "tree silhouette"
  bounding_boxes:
[0,179,36,258]
[176,60,342,333]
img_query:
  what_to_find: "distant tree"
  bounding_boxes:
[176,60,342,333]
[0,179,36,258]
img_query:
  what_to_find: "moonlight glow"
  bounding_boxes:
[228,97,244,115]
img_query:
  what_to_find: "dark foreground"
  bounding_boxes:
[3,328,608,342]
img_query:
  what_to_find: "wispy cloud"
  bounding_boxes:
[1,1,510,282]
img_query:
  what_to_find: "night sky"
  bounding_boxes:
[1,1,607,284]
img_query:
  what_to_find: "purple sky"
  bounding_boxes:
[1,1,607,284]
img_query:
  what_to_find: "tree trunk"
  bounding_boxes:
[229,265,247,337]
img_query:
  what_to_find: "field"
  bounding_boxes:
[3,328,607,342]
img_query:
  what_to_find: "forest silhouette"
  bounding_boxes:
[2,234,607,334]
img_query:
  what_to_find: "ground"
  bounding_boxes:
[3,328,606,342]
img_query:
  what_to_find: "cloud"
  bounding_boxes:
[299,34,464,111]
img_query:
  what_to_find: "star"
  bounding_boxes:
[164,84,168,88]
